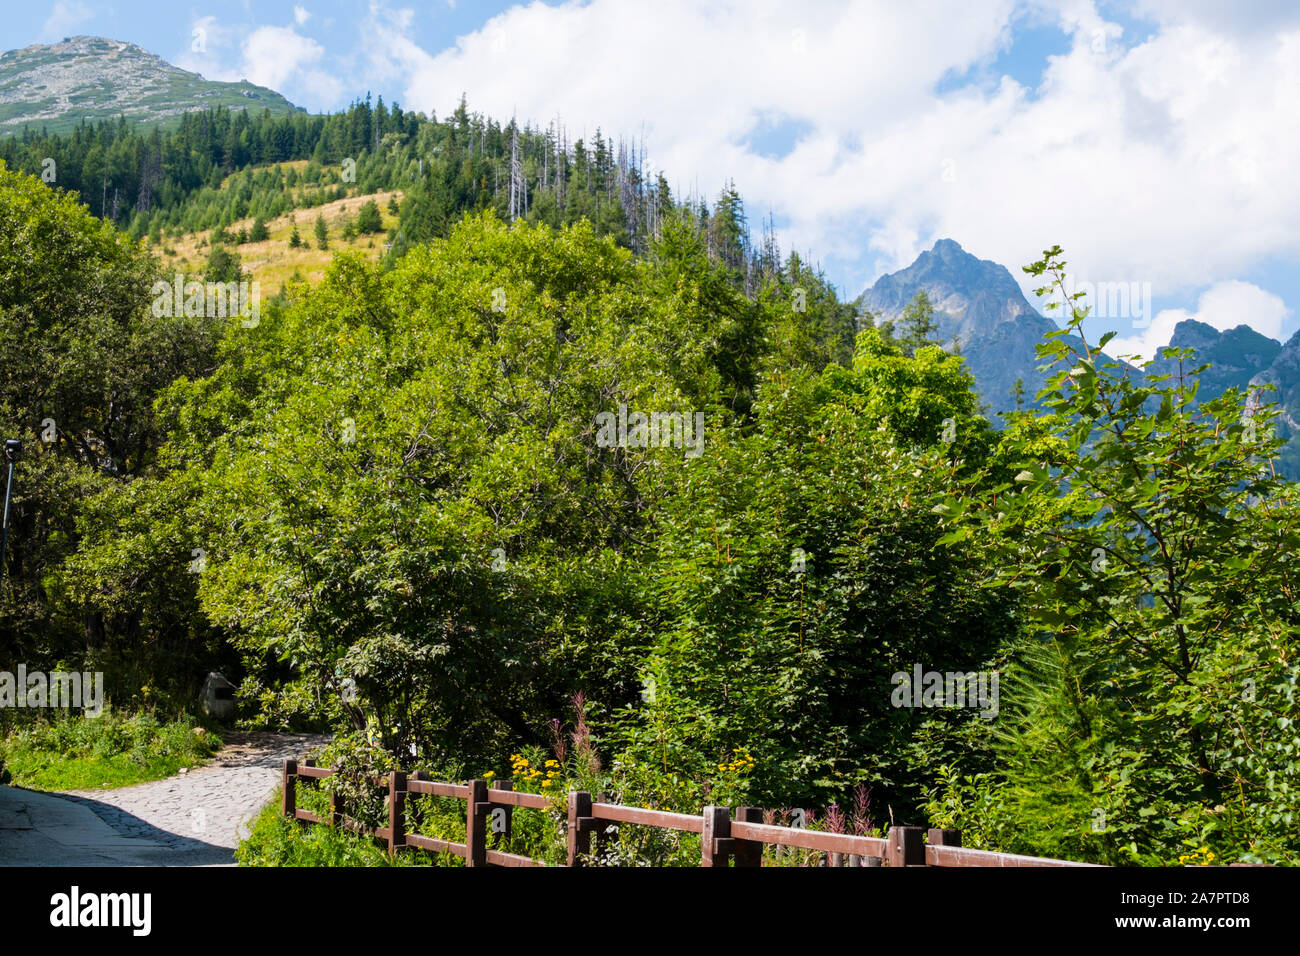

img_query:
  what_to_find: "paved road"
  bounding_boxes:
[0,732,327,866]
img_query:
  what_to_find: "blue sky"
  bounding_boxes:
[7,1,1300,358]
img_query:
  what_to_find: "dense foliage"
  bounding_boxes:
[2,137,1297,865]
[919,248,1300,864]
[0,160,225,707]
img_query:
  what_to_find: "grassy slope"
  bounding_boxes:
[155,182,404,291]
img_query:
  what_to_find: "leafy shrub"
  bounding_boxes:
[0,711,221,790]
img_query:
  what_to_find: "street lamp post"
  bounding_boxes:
[1,439,21,583]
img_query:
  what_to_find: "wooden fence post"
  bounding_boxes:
[465,779,489,867]
[927,827,961,864]
[732,807,763,867]
[388,770,406,856]
[491,780,513,849]
[888,826,925,867]
[567,791,594,866]
[282,759,296,819]
[702,806,733,867]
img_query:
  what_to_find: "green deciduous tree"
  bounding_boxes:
[0,161,220,701]
[616,328,1008,809]
[927,245,1300,864]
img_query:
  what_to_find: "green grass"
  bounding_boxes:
[0,710,222,791]
[236,796,446,867]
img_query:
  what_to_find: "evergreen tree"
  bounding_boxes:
[1010,377,1026,411]
[355,199,383,234]
[204,244,243,283]
[897,290,939,356]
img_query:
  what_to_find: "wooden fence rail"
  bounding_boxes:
[281,758,1101,868]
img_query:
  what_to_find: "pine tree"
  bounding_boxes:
[897,290,939,357]
[355,199,383,234]
[288,216,302,249]
[314,213,329,249]
[204,244,242,283]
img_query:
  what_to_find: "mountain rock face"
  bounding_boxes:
[857,239,1067,414]
[1248,329,1300,476]
[1149,321,1297,474]
[860,243,1300,475]
[0,36,302,136]
[1150,319,1281,397]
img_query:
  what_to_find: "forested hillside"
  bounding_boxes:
[0,96,782,283]
[3,93,1299,868]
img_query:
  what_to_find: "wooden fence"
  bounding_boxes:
[281,758,1099,868]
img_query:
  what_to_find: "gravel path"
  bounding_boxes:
[0,731,328,866]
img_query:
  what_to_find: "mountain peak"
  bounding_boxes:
[1167,318,1221,352]
[1154,319,1282,400]
[0,35,302,136]
[859,240,1044,337]
[857,241,1063,413]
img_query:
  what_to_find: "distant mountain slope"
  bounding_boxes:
[0,36,302,136]
[1158,323,1300,479]
[1150,319,1281,397]
[1245,328,1300,477]
[859,243,1300,475]
[858,239,1092,414]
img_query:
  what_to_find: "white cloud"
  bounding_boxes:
[173,17,339,106]
[294,6,312,26]
[239,25,326,93]
[1194,281,1290,340]
[356,0,1297,347]
[41,0,92,41]
[175,16,242,81]
[1107,280,1291,362]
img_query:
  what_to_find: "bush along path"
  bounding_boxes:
[0,732,328,866]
